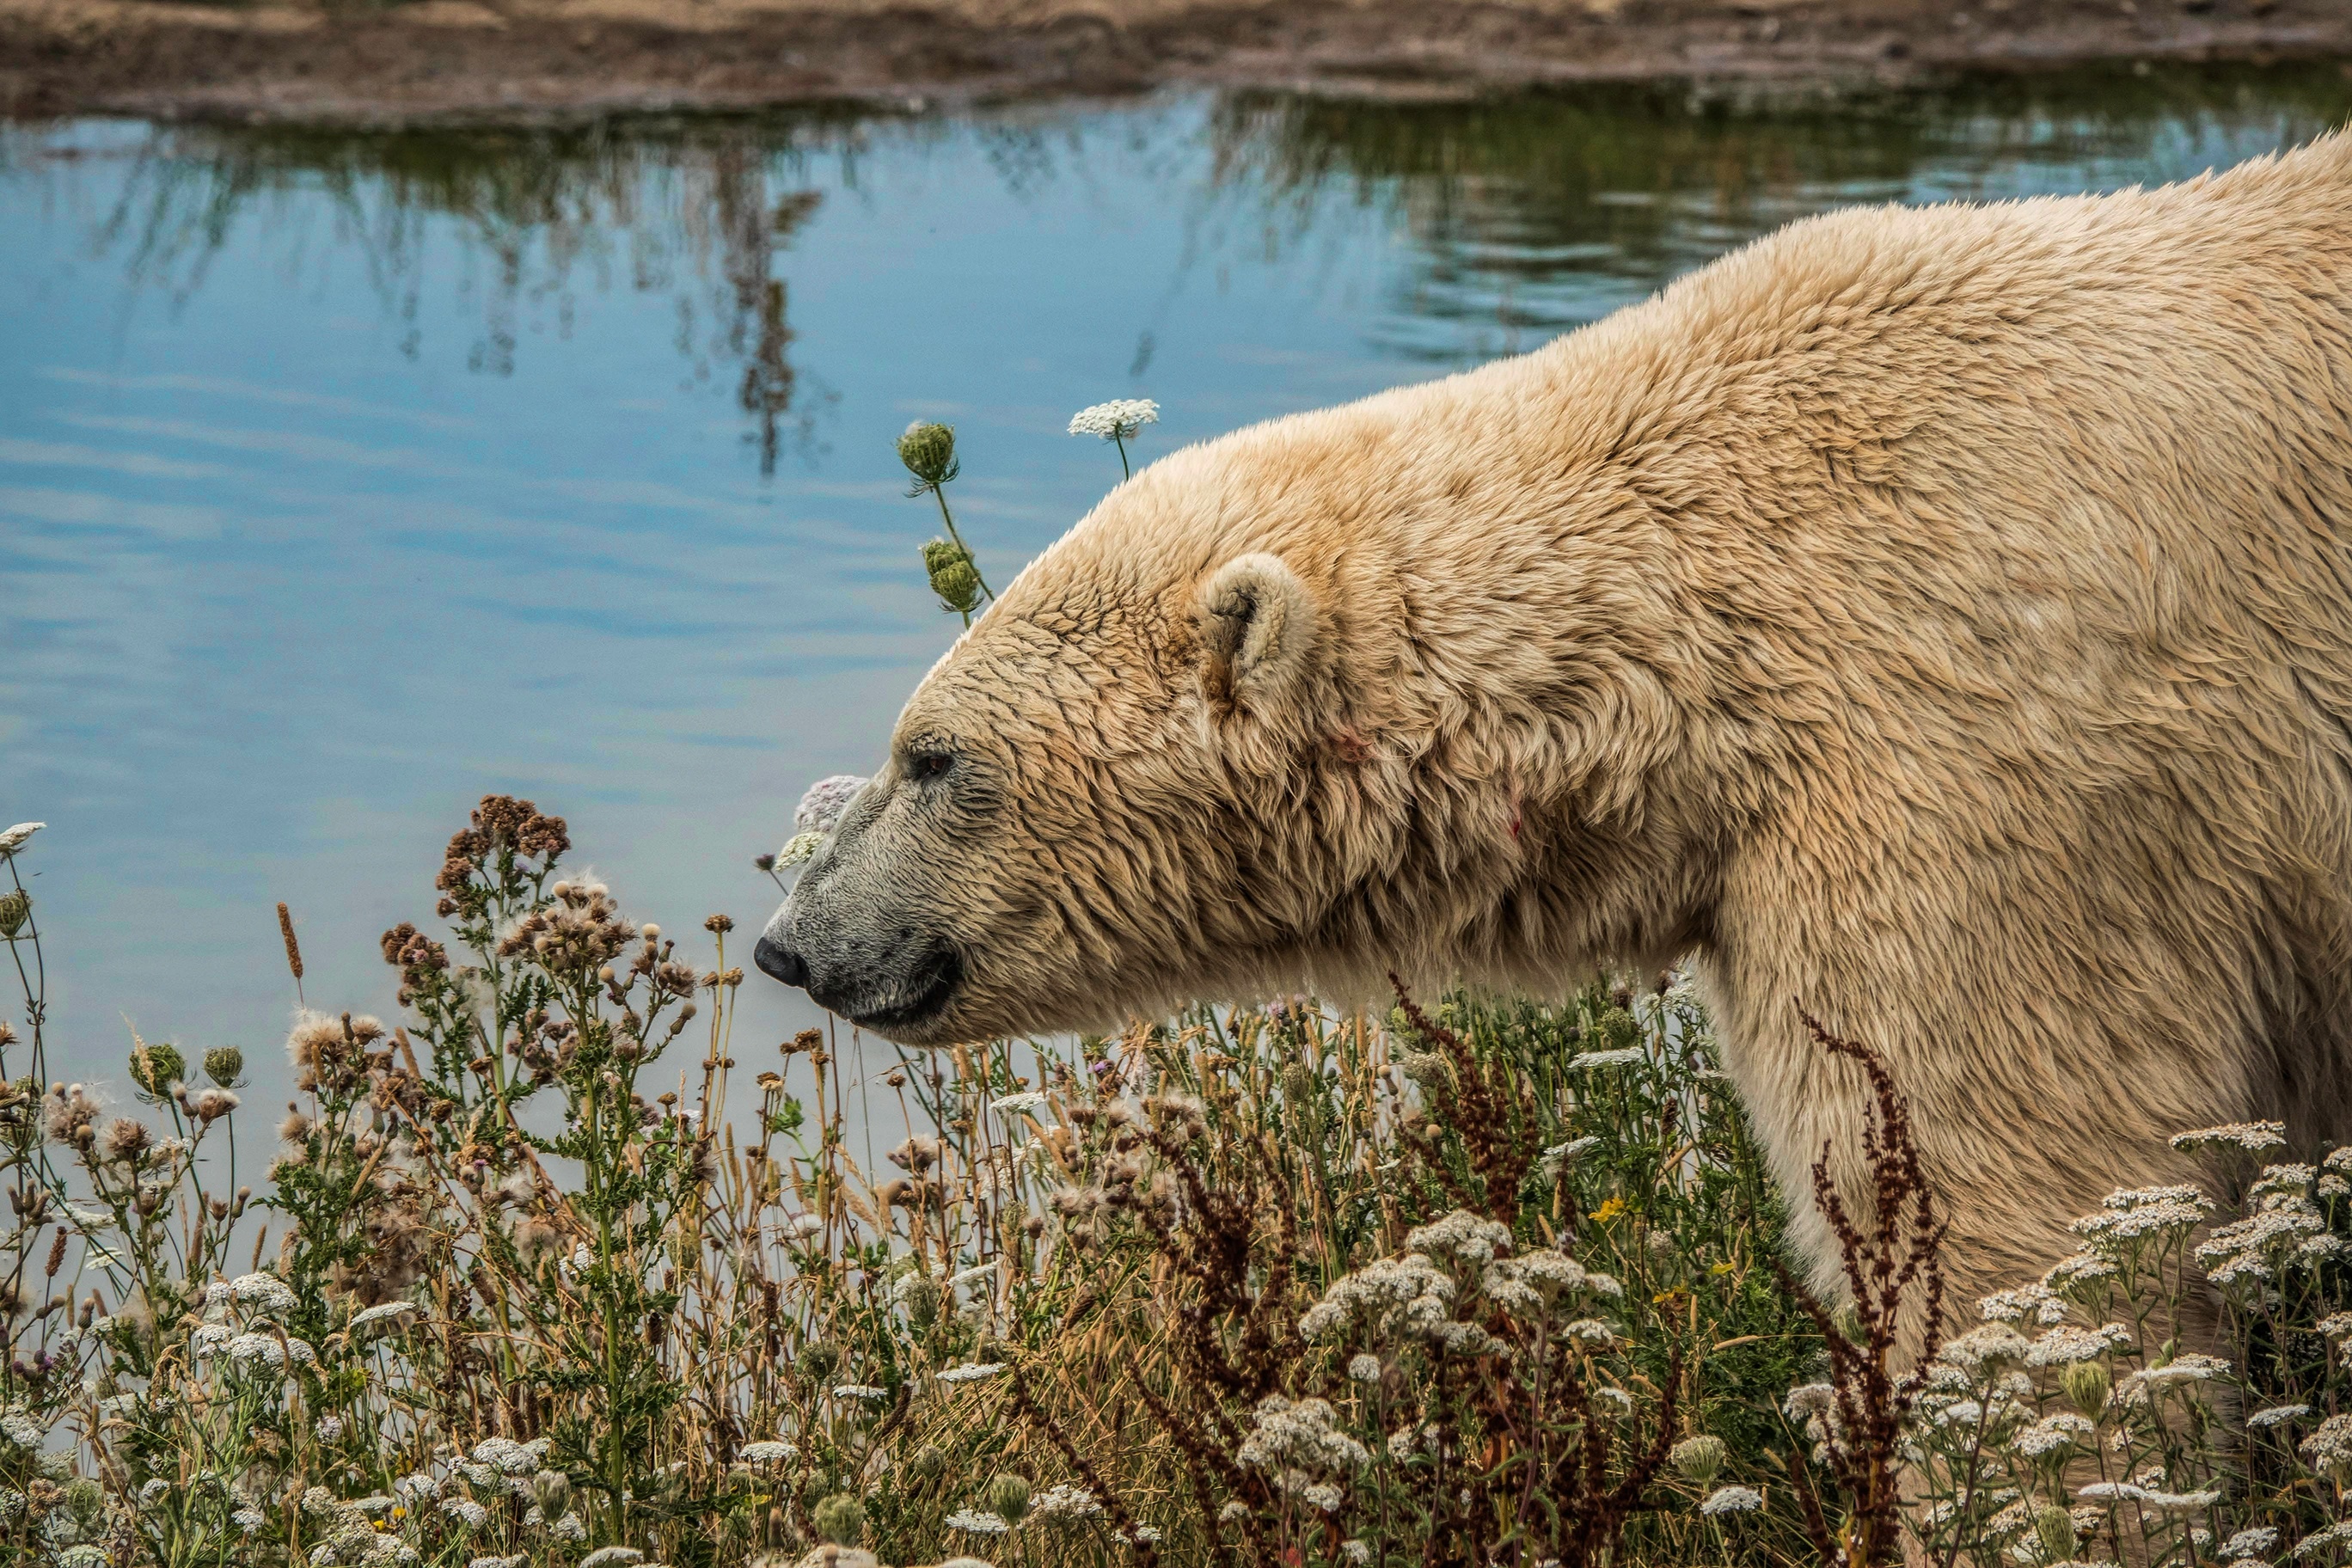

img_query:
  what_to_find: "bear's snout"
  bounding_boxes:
[752,934,808,989]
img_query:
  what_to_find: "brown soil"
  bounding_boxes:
[3,0,2349,125]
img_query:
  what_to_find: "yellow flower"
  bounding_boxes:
[1589,1197,1628,1223]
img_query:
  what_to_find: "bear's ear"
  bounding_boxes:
[1198,553,1317,718]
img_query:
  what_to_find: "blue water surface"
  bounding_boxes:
[3,66,2348,1129]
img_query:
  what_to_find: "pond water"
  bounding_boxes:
[4,62,2350,1128]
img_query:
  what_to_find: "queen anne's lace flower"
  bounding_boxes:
[1700,1485,1765,1516]
[1569,1048,1646,1069]
[937,1363,1006,1384]
[946,1510,1010,1534]
[1067,400,1160,439]
[740,1441,796,1462]
[2250,1404,2311,1429]
[1031,1483,1102,1518]
[1347,1354,1381,1381]
[349,1302,420,1333]
[2225,1529,2283,1559]
[989,1091,1048,1117]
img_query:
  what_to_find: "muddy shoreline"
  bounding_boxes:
[3,0,2349,126]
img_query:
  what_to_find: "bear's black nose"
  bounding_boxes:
[753,936,809,989]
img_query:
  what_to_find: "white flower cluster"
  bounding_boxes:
[2121,1353,2232,1399]
[469,1436,552,1475]
[1235,1394,1371,1478]
[1568,1048,1646,1070]
[1487,1249,1615,1315]
[740,1440,797,1462]
[2072,1185,2214,1244]
[2171,1121,2288,1153]
[1978,1281,2070,1326]
[2022,1323,2130,1368]
[2012,1412,2096,1458]
[1029,1483,1102,1519]
[946,1509,1010,1534]
[1700,1485,1765,1516]
[2077,1480,2222,1512]
[989,1091,1049,1118]
[1404,1210,1512,1267]
[1299,1253,1456,1344]
[936,1363,1006,1385]
[348,1301,420,1334]
[1067,400,1159,440]
[2198,1167,2345,1283]
[2303,1414,2352,1474]
[230,1271,299,1318]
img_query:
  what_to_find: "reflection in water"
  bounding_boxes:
[21,64,2350,464]
[2,61,2348,1139]
[1211,67,2352,358]
[79,119,847,471]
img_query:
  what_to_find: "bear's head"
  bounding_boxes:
[756,371,1718,1044]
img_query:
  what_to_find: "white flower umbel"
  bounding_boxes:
[1066,399,1161,478]
[989,1090,1049,1118]
[349,1301,420,1334]
[2024,1324,2130,1367]
[1300,1253,1456,1343]
[833,1383,891,1400]
[1235,1393,1370,1488]
[0,823,43,856]
[1700,1485,1765,1516]
[1404,1209,1512,1268]
[936,1363,1007,1385]
[1067,399,1158,440]
[2250,1404,2311,1429]
[1029,1483,1102,1519]
[2171,1121,2288,1153]
[230,1271,299,1319]
[740,1441,797,1462]
[946,1509,1011,1534]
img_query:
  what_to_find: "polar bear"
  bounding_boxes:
[757,131,2352,1306]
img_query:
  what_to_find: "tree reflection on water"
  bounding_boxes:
[19,59,2349,468]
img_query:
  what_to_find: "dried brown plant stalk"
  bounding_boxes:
[1773,1009,1950,1568]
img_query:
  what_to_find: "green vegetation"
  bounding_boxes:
[9,797,2352,1568]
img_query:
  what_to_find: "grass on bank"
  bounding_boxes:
[8,805,2352,1568]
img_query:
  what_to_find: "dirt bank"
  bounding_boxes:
[3,0,2349,125]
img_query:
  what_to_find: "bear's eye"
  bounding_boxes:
[907,749,953,783]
